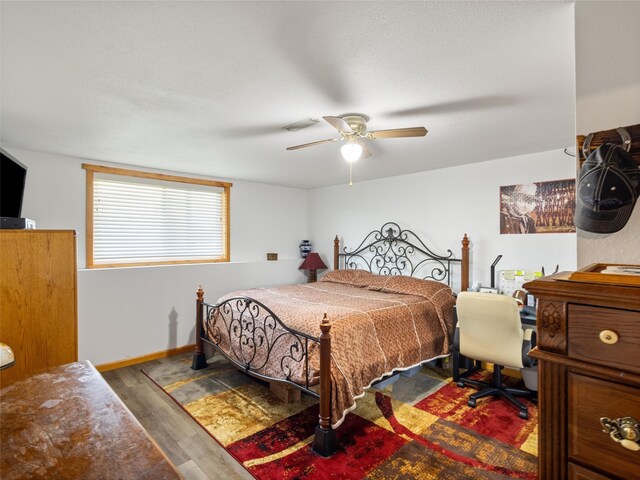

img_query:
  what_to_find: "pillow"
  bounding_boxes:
[362,273,391,291]
[373,275,452,300]
[320,269,373,287]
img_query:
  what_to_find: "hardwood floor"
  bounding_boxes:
[101,360,253,480]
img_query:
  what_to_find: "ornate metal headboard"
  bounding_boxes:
[333,222,469,290]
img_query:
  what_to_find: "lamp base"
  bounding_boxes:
[307,269,318,283]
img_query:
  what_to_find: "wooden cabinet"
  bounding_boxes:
[0,230,78,387]
[526,273,640,480]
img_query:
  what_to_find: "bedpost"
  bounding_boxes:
[191,285,208,370]
[461,234,470,293]
[333,235,339,270]
[312,313,337,457]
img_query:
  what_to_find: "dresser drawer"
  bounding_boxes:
[569,463,613,480]
[568,304,640,373]
[568,373,640,479]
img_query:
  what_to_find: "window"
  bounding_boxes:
[83,164,231,268]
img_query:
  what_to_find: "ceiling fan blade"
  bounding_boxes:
[286,138,339,151]
[367,127,427,139]
[386,95,517,117]
[323,116,353,133]
[368,127,428,139]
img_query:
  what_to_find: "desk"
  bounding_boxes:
[0,361,181,480]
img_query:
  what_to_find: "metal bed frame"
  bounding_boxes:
[192,222,469,457]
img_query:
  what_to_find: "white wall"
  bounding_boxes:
[575,1,640,266]
[308,149,577,291]
[77,260,303,367]
[7,146,578,364]
[8,148,309,365]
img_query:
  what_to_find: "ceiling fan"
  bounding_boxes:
[285,113,428,162]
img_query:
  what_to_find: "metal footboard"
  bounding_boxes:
[192,287,336,457]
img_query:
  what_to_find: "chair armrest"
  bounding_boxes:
[523,326,536,345]
[522,326,537,367]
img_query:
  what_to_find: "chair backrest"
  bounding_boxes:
[456,292,525,368]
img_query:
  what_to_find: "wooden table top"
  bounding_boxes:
[1,361,181,480]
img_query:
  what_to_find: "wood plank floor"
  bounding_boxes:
[102,360,253,480]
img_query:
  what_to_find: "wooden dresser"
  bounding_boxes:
[0,230,78,387]
[525,273,640,480]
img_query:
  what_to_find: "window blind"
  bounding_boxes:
[92,175,227,265]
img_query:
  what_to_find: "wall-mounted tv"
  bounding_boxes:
[1,148,28,218]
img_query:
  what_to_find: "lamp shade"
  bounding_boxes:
[341,142,363,162]
[298,252,327,270]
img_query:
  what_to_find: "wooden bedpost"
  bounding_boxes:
[333,235,339,270]
[461,234,470,293]
[191,285,208,370]
[312,313,337,457]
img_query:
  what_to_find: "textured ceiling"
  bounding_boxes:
[0,1,576,189]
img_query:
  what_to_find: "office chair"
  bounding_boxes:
[453,292,537,419]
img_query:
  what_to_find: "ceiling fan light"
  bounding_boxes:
[341,142,363,162]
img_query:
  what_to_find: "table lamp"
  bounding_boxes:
[0,342,15,370]
[299,252,327,283]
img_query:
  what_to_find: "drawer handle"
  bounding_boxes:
[599,330,619,345]
[600,417,640,452]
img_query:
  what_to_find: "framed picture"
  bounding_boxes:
[500,179,576,234]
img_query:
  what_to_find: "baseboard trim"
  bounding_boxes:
[96,344,195,372]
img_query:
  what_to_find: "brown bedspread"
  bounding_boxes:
[208,270,456,427]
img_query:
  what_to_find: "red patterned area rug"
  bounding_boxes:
[142,353,538,479]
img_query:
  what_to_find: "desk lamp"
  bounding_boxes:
[299,252,327,283]
[491,255,503,289]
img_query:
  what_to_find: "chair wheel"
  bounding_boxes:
[519,410,528,420]
[468,399,476,408]
[457,381,465,388]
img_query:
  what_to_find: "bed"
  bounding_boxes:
[192,222,470,456]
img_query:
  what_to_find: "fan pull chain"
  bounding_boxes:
[349,162,353,186]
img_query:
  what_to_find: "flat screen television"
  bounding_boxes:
[0,148,28,218]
